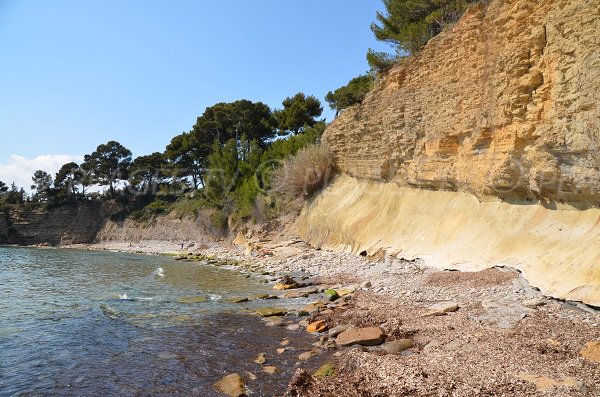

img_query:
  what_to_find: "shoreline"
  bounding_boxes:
[12,237,600,395]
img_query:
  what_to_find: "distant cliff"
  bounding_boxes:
[324,0,599,206]
[0,202,121,246]
[297,0,600,306]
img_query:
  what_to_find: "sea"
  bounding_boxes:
[0,246,320,396]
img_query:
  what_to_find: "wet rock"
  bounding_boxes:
[306,320,328,333]
[286,323,301,331]
[335,327,386,347]
[273,275,299,290]
[245,371,257,381]
[280,338,290,346]
[177,296,208,304]
[253,353,266,364]
[581,341,600,363]
[255,307,287,317]
[214,373,246,397]
[328,324,351,338]
[298,350,318,361]
[284,287,318,299]
[323,289,340,301]
[276,348,286,354]
[262,365,279,374]
[226,297,249,303]
[382,339,414,354]
[249,294,271,300]
[301,302,326,315]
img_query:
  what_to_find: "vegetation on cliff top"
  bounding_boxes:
[367,0,481,72]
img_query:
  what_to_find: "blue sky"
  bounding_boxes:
[0,0,390,188]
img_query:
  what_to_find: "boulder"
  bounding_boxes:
[335,327,385,347]
[214,373,246,397]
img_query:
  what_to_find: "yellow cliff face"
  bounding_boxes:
[296,175,600,306]
[302,0,600,305]
[324,0,600,206]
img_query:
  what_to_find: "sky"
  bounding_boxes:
[0,0,391,190]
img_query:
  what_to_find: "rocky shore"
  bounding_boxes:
[61,230,600,397]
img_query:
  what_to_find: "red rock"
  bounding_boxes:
[306,320,328,333]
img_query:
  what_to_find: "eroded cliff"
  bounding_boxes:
[298,0,600,305]
[0,202,120,245]
[324,0,600,205]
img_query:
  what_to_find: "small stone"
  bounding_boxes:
[280,338,290,346]
[245,371,257,381]
[276,348,286,354]
[274,283,298,291]
[313,362,336,378]
[361,280,372,288]
[328,324,351,338]
[255,307,287,317]
[262,365,279,374]
[286,323,301,331]
[214,373,246,397]
[422,302,460,317]
[323,289,340,301]
[382,339,414,354]
[444,338,463,351]
[335,327,386,347]
[284,287,318,299]
[522,298,545,309]
[226,297,249,303]
[253,353,266,364]
[306,320,328,333]
[298,350,317,361]
[335,288,355,297]
[581,341,600,363]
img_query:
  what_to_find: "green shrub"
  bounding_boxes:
[209,210,228,232]
[325,74,375,115]
[274,144,334,198]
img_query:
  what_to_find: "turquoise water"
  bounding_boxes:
[0,247,317,396]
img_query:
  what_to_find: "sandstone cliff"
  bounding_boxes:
[325,0,599,205]
[0,202,120,246]
[298,0,600,306]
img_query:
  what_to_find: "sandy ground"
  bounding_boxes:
[63,234,600,396]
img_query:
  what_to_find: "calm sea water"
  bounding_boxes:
[0,247,319,396]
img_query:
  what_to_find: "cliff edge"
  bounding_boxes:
[298,0,600,306]
[325,0,599,205]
